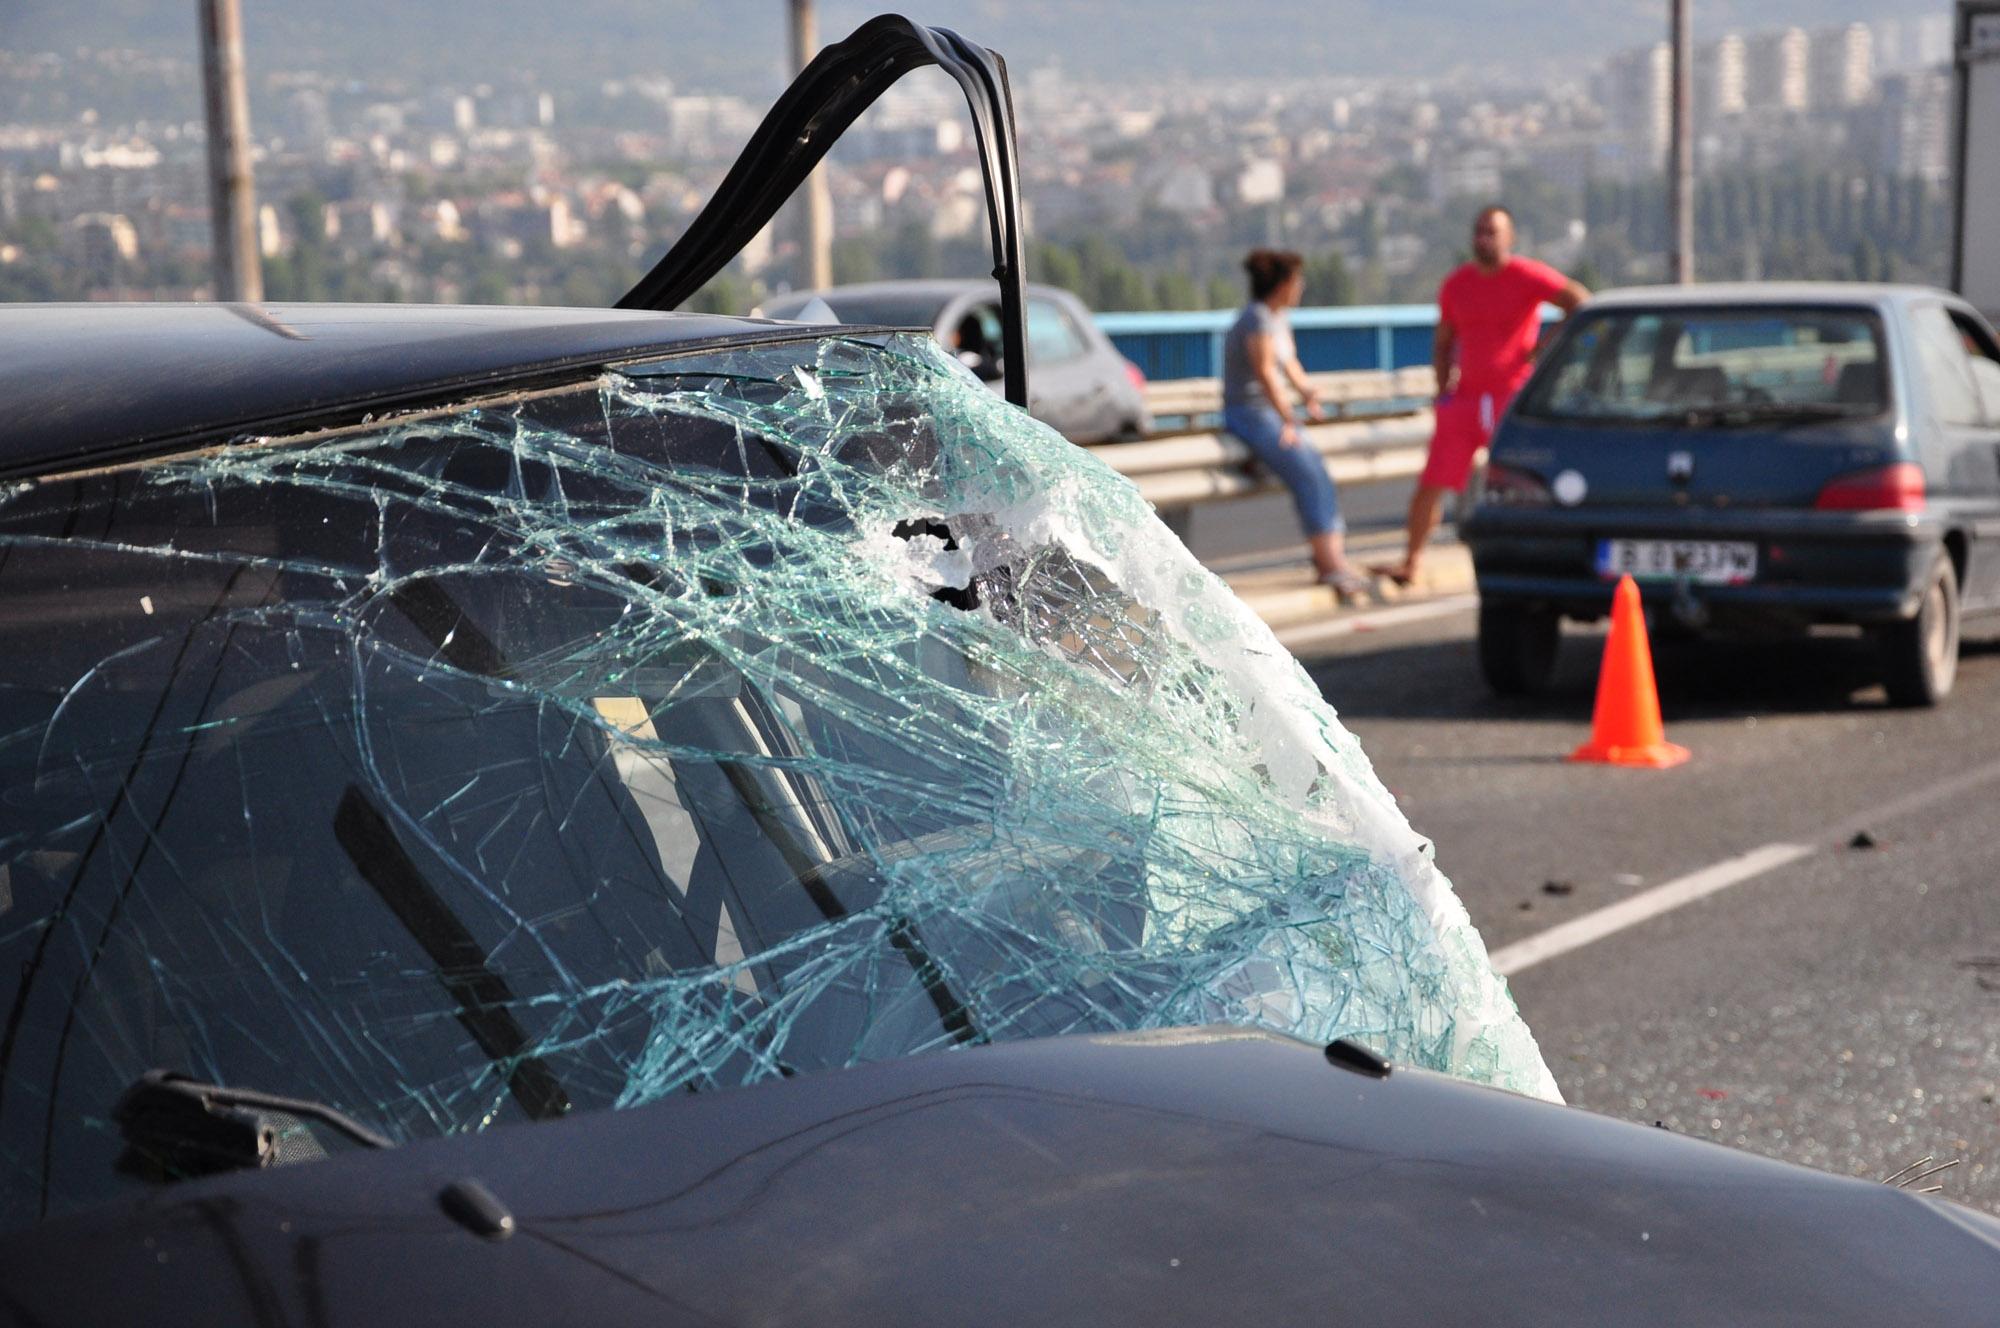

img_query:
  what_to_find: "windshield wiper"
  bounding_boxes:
[332,786,574,1122]
[1688,401,1874,428]
[114,1069,392,1181]
[1532,408,1685,427]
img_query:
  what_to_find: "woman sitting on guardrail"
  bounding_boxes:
[1222,248,1368,602]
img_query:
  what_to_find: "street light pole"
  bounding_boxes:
[1668,0,1693,283]
[788,0,834,290]
[198,0,263,301]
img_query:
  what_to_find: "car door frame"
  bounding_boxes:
[932,291,1006,388]
[614,16,1030,412]
[1911,298,2000,612]
[1020,290,1105,441]
[1043,287,1128,442]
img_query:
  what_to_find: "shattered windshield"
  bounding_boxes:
[0,332,1552,1227]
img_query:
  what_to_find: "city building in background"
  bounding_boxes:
[0,10,1961,311]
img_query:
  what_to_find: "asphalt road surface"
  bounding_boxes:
[1296,606,2000,1215]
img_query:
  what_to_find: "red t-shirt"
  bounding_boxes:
[1438,257,1569,395]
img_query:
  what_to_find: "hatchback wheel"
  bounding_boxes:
[1478,601,1561,696]
[1877,551,1959,707]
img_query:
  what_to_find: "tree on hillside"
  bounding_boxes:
[1301,251,1352,306]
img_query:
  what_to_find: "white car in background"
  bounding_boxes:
[762,279,1153,443]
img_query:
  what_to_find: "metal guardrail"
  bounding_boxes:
[1095,302,1555,383]
[1086,367,1435,509]
[1097,304,1444,383]
[1084,303,1560,517]
[1142,365,1435,423]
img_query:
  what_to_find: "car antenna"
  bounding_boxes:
[616,15,1030,412]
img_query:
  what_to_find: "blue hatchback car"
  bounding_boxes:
[1463,283,2000,706]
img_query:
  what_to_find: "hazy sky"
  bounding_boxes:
[0,1,1953,94]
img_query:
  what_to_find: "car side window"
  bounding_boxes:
[1947,309,2000,426]
[947,303,1005,381]
[1026,299,1089,364]
[1912,305,1986,427]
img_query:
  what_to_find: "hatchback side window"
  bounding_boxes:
[1947,308,2000,425]
[1912,305,1985,427]
[1026,299,1089,364]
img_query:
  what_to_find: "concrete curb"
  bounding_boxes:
[1226,542,1476,632]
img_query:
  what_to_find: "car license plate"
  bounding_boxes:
[1595,539,1756,584]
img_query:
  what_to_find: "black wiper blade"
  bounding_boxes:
[114,1069,391,1182]
[1543,409,1682,427]
[1763,403,1878,427]
[1700,402,1873,428]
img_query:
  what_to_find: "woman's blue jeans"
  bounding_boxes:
[1221,403,1343,537]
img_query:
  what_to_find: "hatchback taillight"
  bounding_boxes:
[1481,460,1552,506]
[1814,462,1925,512]
[1122,358,1147,392]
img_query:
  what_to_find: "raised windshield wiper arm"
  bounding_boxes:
[114,1068,391,1181]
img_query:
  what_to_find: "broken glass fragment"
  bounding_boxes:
[0,332,1554,1228]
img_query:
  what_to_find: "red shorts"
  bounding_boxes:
[1421,388,1511,492]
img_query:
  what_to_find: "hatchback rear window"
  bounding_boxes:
[1518,307,1889,424]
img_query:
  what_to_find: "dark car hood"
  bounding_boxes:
[4,1028,1997,1326]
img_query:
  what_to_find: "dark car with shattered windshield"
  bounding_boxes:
[1466,283,2000,705]
[0,295,1548,1199]
[3,18,2000,1328]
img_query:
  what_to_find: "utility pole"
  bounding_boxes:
[1668,0,1693,283]
[788,0,833,290]
[199,0,263,301]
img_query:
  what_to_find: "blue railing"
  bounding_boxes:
[1096,303,1558,381]
[1095,304,1442,381]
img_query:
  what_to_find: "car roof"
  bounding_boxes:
[1584,281,1954,313]
[0,302,834,479]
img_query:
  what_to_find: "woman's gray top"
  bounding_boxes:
[1221,301,1299,409]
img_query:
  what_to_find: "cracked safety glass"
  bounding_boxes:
[0,332,1554,1227]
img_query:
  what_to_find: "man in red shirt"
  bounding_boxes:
[1376,206,1588,585]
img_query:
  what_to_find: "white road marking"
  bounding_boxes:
[1490,754,2000,977]
[1488,842,1816,976]
[1274,594,1478,651]
[1831,753,2000,839]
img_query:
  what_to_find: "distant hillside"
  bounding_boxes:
[0,0,1943,93]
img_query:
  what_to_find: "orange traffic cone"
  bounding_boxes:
[1569,574,1690,768]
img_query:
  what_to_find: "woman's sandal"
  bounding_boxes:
[1367,563,1415,589]
[1319,569,1373,607]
